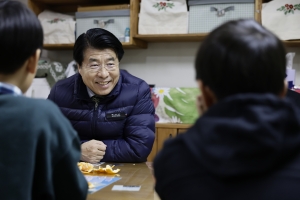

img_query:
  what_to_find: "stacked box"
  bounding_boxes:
[75,9,130,40]
[188,0,255,33]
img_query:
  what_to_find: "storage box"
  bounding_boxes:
[138,0,189,34]
[262,0,300,40]
[188,0,255,33]
[75,9,130,41]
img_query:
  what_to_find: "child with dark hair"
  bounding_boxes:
[0,1,88,199]
[154,19,300,200]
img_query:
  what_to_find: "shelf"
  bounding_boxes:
[31,0,129,5]
[283,40,300,48]
[29,0,130,14]
[155,123,191,129]
[43,44,74,50]
[134,34,300,47]
[32,0,300,50]
[134,33,208,43]
[34,0,147,50]
[43,41,147,50]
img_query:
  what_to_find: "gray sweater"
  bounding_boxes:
[0,95,88,200]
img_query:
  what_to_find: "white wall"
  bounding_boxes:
[44,42,199,88]
[288,47,300,85]
[44,43,300,88]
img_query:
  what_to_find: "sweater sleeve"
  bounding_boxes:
[102,81,155,162]
[53,138,88,200]
[46,101,88,200]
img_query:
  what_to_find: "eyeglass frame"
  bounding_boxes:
[83,59,119,73]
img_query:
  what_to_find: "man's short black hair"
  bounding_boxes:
[73,28,124,67]
[195,19,286,100]
[0,0,43,74]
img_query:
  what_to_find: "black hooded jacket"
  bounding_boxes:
[154,94,300,200]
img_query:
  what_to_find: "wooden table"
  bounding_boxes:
[87,163,159,200]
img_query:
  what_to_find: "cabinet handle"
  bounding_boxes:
[169,134,173,138]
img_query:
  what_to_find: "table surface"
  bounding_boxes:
[87,162,159,200]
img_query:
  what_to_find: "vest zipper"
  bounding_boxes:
[91,97,100,138]
[92,97,100,110]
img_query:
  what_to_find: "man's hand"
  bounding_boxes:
[81,140,106,163]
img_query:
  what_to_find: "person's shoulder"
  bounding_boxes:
[20,96,62,115]
[4,96,69,130]
[120,70,146,85]
[1,96,61,120]
[21,97,77,138]
[120,70,150,95]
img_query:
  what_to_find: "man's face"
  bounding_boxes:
[78,48,120,96]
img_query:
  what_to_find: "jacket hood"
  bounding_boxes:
[184,94,300,178]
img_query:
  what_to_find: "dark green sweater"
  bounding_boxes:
[0,95,88,200]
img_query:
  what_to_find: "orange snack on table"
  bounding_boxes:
[78,162,120,174]
[78,162,94,173]
[104,165,121,174]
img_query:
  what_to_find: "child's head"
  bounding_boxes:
[0,0,43,92]
[195,19,286,101]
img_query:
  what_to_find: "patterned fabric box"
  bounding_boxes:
[188,0,255,33]
[75,9,130,40]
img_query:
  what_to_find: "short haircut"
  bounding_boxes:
[195,19,286,100]
[73,28,124,67]
[0,0,43,74]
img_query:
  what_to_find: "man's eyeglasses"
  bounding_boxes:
[85,63,117,73]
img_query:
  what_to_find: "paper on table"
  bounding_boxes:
[85,175,121,194]
[112,185,141,191]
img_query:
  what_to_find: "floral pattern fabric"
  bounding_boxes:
[47,18,65,24]
[151,87,200,124]
[153,2,175,11]
[277,3,300,14]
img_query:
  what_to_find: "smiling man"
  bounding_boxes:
[48,28,155,163]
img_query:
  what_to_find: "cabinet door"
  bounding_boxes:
[178,128,188,135]
[156,128,178,154]
[147,128,158,162]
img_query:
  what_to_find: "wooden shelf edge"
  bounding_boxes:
[42,40,300,51]
[155,123,192,129]
[134,33,208,42]
[31,0,130,5]
[283,40,300,47]
[133,34,300,47]
[43,43,74,50]
[43,42,146,50]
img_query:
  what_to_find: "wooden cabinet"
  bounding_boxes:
[134,0,300,47]
[28,0,300,50]
[147,123,191,162]
[28,0,147,50]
